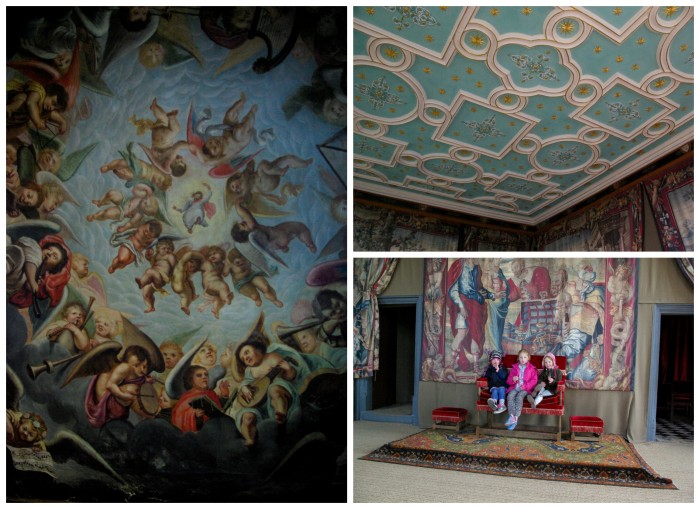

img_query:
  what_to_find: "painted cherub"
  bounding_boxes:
[223,155,312,210]
[87,183,161,233]
[171,249,204,315]
[189,92,259,166]
[135,238,177,313]
[131,97,190,176]
[6,410,48,452]
[45,302,90,354]
[88,310,121,349]
[199,246,233,319]
[227,248,283,307]
[108,219,163,273]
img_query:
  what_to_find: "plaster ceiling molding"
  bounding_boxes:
[353,6,694,226]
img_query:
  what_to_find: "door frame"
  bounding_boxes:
[646,303,693,441]
[354,296,422,425]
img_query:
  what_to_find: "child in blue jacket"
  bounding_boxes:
[484,351,508,414]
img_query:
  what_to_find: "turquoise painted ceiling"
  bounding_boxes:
[353,6,694,225]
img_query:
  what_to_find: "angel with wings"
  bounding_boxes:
[62,316,165,427]
[35,171,80,218]
[230,201,317,265]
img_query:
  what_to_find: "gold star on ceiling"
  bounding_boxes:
[637,38,646,45]
[490,8,500,16]
[522,7,533,15]
[384,48,398,59]
[664,6,679,18]
[654,79,666,88]
[423,67,431,74]
[680,44,688,51]
[559,20,576,34]
[366,7,375,15]
[616,55,624,63]
[452,75,460,81]
[470,34,486,47]
[439,89,446,95]
[632,64,639,70]
[594,46,602,53]
[613,7,623,15]
[425,35,434,42]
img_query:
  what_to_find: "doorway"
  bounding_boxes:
[356,296,422,425]
[647,304,694,442]
[372,304,416,414]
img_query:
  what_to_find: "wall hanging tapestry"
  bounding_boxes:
[537,186,643,251]
[362,429,676,489]
[463,225,532,251]
[643,157,694,252]
[6,6,346,502]
[354,202,460,251]
[421,258,637,390]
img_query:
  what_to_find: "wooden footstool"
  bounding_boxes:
[432,407,468,431]
[570,416,604,441]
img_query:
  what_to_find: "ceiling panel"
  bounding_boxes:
[353,6,694,225]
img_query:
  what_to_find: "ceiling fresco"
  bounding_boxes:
[353,6,694,225]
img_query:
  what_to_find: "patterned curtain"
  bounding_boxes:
[353,258,398,378]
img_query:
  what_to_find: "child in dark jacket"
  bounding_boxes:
[484,351,508,414]
[526,352,563,408]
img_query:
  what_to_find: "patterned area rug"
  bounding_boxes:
[362,429,676,489]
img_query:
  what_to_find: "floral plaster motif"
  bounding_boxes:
[355,75,405,110]
[384,6,440,31]
[462,115,505,142]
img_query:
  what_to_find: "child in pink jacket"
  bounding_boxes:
[505,349,538,430]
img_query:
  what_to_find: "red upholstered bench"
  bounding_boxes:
[570,416,604,442]
[432,407,468,431]
[475,354,566,441]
